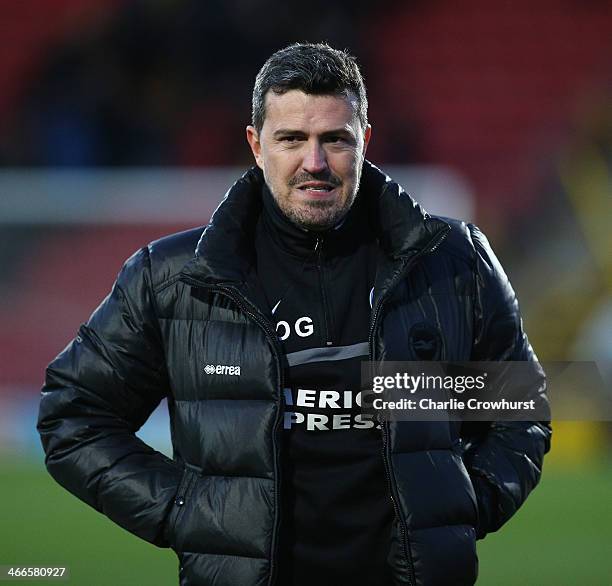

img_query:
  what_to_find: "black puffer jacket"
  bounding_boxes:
[37,161,551,586]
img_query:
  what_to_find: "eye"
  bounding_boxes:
[325,134,354,146]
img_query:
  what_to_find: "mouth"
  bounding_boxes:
[296,182,338,197]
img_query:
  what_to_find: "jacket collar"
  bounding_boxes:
[180,160,450,292]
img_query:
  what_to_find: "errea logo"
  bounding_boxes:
[204,364,241,376]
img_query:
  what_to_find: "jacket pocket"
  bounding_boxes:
[465,475,482,538]
[455,451,480,531]
[164,465,200,549]
[387,518,413,585]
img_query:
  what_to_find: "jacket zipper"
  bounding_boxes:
[180,222,449,586]
[314,237,333,346]
[179,277,284,586]
[368,226,450,586]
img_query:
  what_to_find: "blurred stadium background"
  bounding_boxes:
[0,1,610,584]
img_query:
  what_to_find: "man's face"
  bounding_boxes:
[247,90,371,231]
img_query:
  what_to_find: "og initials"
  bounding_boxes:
[276,316,314,340]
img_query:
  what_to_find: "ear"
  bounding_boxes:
[246,125,264,169]
[362,124,372,156]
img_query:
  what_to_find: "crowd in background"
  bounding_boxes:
[1,0,389,167]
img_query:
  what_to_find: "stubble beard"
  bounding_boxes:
[278,189,357,232]
[271,166,362,231]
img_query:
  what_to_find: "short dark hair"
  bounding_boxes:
[252,43,368,133]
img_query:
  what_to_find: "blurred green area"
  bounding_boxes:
[1,456,611,585]
[0,456,176,585]
[477,463,612,585]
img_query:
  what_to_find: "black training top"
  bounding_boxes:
[254,185,394,586]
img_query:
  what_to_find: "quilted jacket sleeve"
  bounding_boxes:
[462,224,552,539]
[37,246,182,547]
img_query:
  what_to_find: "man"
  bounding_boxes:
[38,43,551,586]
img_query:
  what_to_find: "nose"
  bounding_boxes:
[302,140,328,174]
